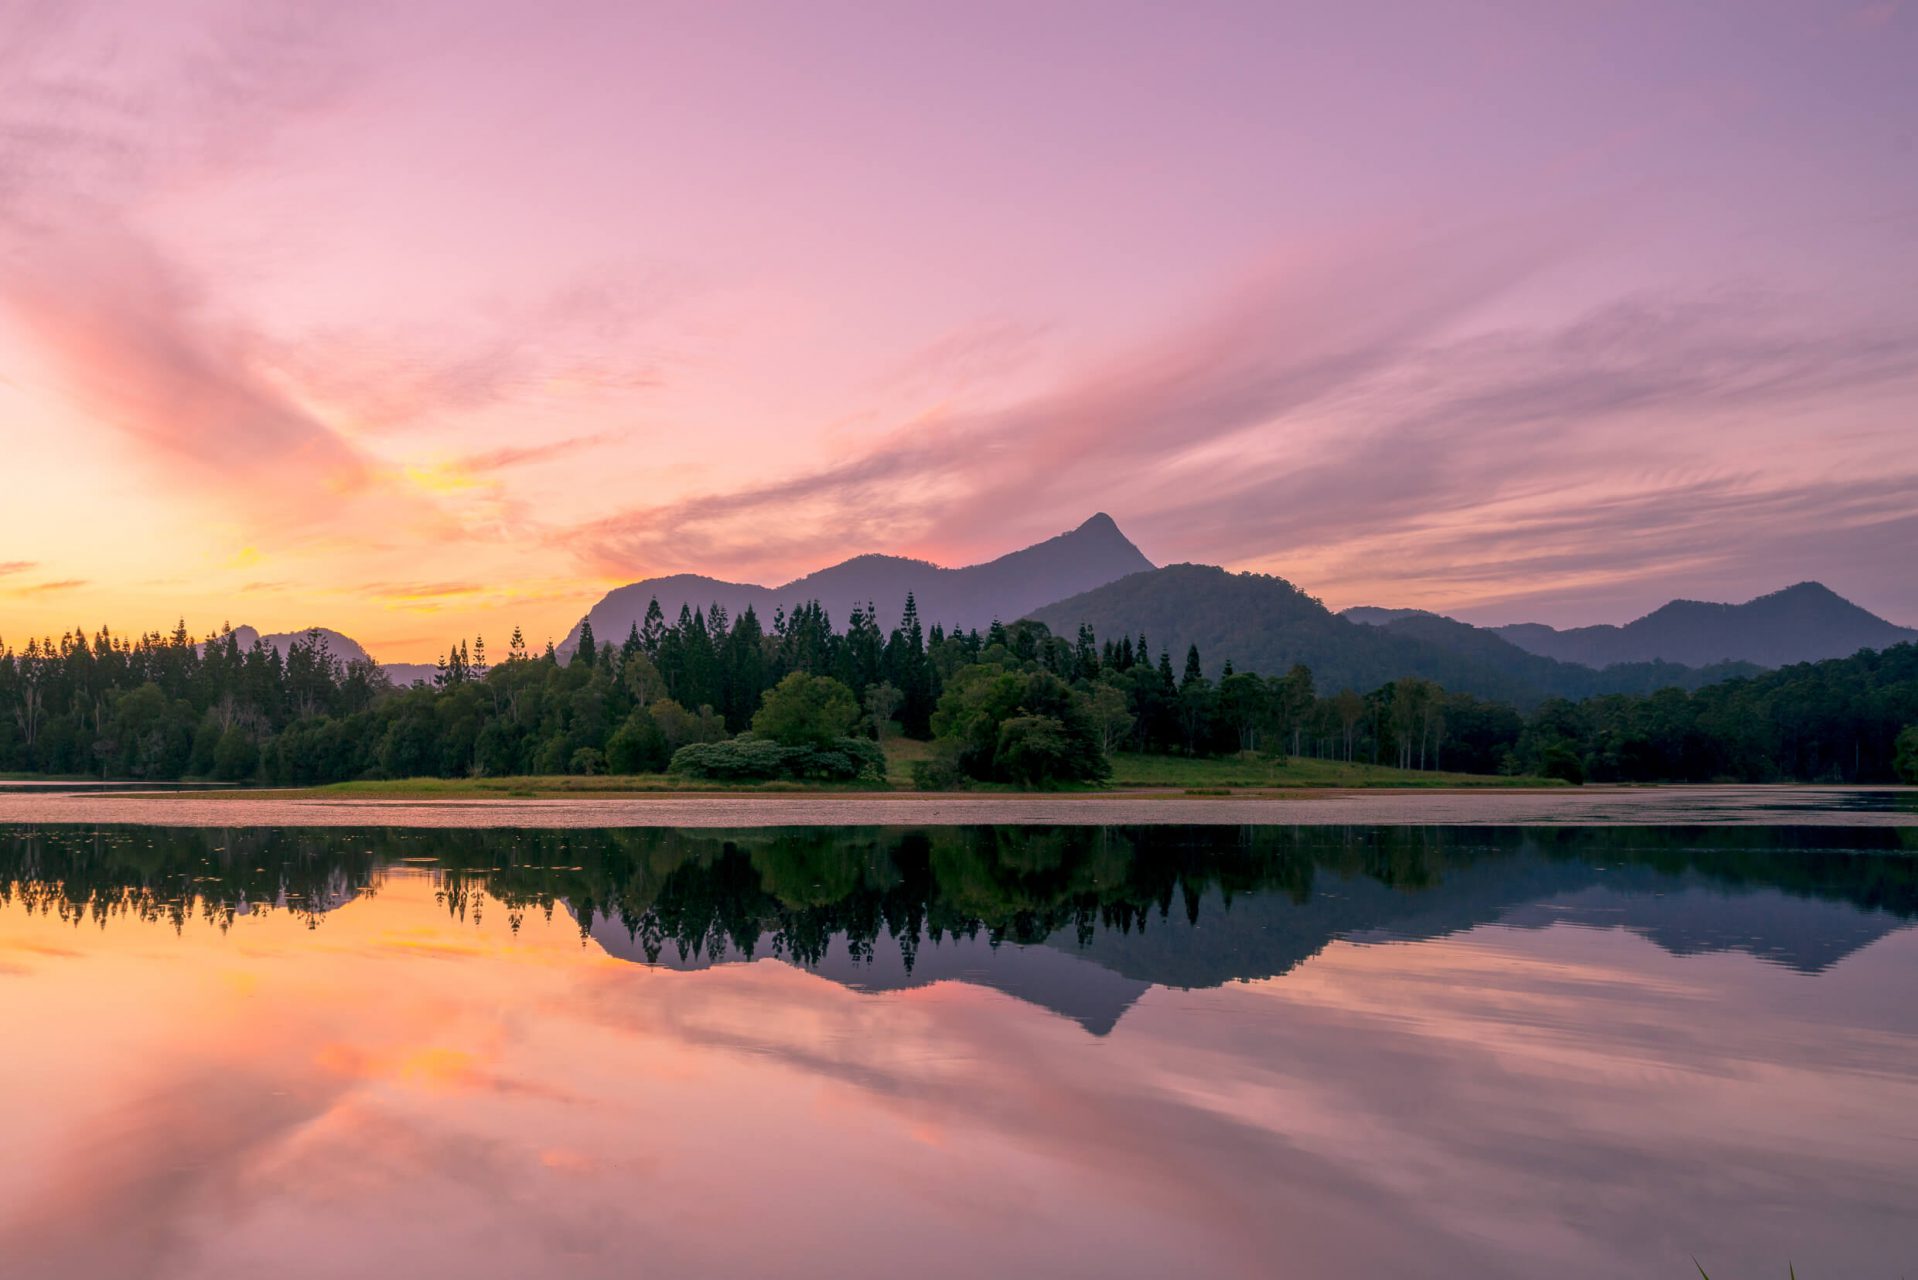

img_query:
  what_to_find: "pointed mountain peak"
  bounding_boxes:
[1054,512,1148,561]
[564,512,1157,651]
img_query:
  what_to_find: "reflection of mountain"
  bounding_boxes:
[1047,857,1915,995]
[585,911,1150,1034]
[567,832,1916,1028]
[1490,883,1910,973]
[4,824,1913,1033]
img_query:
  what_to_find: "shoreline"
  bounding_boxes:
[0,785,1910,829]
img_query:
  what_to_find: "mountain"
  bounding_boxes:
[584,914,1150,1035]
[1340,606,1439,627]
[1026,564,1751,705]
[562,513,1153,656]
[204,624,444,686]
[206,625,374,666]
[1491,582,1918,669]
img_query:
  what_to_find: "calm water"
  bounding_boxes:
[2,823,1914,1278]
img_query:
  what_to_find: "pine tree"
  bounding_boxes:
[576,619,597,667]
[639,599,666,656]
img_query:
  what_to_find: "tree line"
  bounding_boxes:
[1,598,1915,786]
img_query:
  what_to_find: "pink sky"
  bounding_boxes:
[2,0,1914,660]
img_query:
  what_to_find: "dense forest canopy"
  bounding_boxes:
[2,594,1915,787]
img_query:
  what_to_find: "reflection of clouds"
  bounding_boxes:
[2,881,1915,1278]
[0,1062,351,1280]
[562,961,1507,1276]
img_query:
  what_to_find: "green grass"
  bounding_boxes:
[189,773,895,800]
[1105,751,1563,790]
[186,739,939,798]
[171,745,1553,799]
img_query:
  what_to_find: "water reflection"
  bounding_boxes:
[5,824,1914,992]
[1,824,1915,1278]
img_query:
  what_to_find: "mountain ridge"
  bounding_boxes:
[561,512,1153,655]
[200,625,374,667]
[1491,581,1918,668]
[1341,582,1916,670]
[1027,564,1757,706]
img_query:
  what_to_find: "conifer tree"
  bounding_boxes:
[640,599,666,656]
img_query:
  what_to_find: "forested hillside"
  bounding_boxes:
[1026,564,1748,706]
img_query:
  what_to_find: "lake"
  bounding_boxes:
[2,818,1914,1278]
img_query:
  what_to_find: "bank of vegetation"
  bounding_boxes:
[2,597,1915,789]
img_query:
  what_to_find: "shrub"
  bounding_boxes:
[1540,743,1585,785]
[668,734,884,783]
[909,748,966,791]
[1896,725,1918,784]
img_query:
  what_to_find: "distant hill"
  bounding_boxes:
[1027,564,1751,705]
[562,513,1153,657]
[207,625,374,666]
[208,624,439,686]
[1491,582,1918,669]
[1340,606,1439,627]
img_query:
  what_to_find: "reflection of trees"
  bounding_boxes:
[0,827,383,932]
[2,825,1912,973]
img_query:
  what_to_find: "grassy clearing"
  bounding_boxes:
[174,743,1550,799]
[187,774,894,800]
[1106,752,1562,790]
[185,740,940,798]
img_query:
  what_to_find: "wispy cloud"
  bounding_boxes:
[360,580,487,601]
[568,220,1585,580]
[6,218,371,505]
[0,561,35,578]
[0,4,382,521]
[563,221,1918,621]
[400,433,621,498]
[266,278,670,439]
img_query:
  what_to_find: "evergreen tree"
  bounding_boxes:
[639,598,666,657]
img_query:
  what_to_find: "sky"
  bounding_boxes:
[1,0,1914,661]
